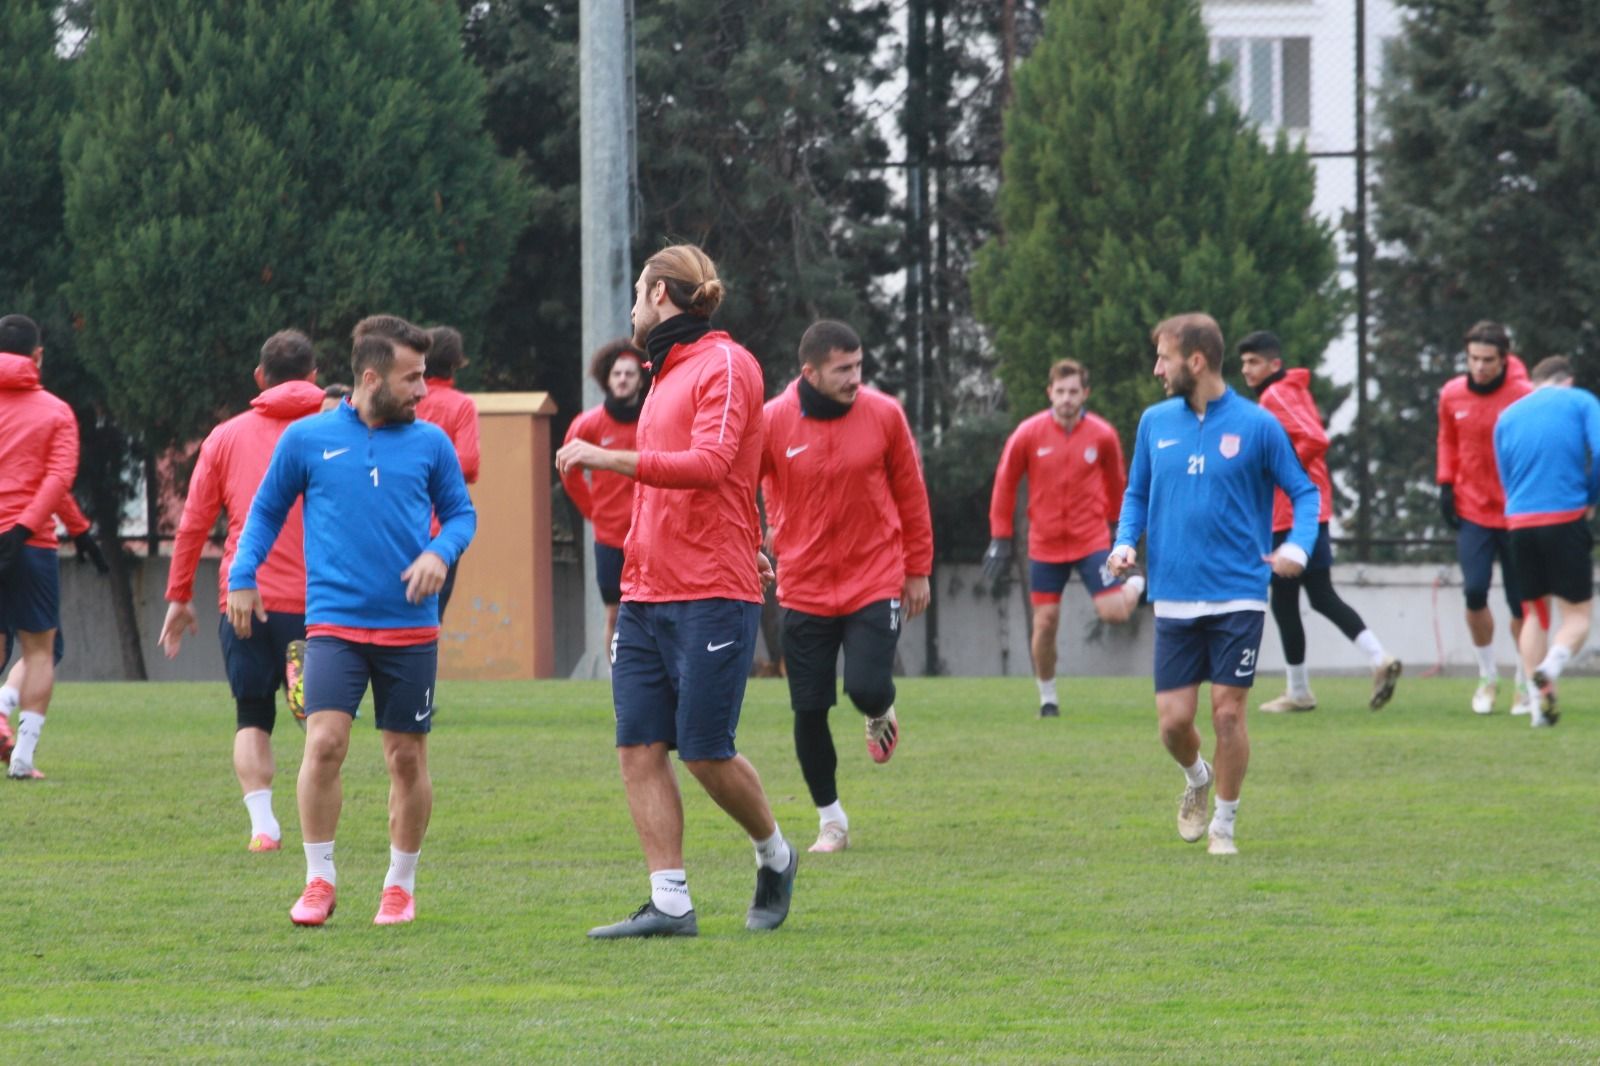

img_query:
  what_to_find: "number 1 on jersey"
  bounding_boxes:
[370,467,379,487]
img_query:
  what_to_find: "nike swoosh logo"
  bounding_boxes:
[415,708,431,721]
[322,447,350,460]
[1036,447,1053,457]
[1234,668,1253,678]
[1157,439,1180,449]
[1455,411,1470,419]
[707,640,736,652]
[601,436,616,445]
[786,445,809,458]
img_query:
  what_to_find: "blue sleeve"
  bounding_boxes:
[1263,417,1320,556]
[1114,411,1151,550]
[424,431,477,565]
[228,428,307,591]
[1584,394,1600,505]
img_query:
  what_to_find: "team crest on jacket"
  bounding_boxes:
[1219,433,1241,459]
[1083,446,1097,463]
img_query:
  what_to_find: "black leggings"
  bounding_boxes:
[1270,567,1366,666]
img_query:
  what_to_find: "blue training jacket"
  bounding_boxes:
[229,401,477,629]
[1493,385,1600,526]
[1115,388,1320,604]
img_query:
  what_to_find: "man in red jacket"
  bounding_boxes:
[760,320,933,854]
[561,339,647,653]
[416,325,481,621]
[556,244,795,939]
[1238,332,1401,712]
[158,330,324,849]
[1437,320,1533,715]
[984,359,1143,717]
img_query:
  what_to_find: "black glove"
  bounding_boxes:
[74,531,110,575]
[1439,484,1461,531]
[981,537,1013,586]
[0,524,33,575]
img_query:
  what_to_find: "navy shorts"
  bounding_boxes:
[217,612,305,701]
[1458,519,1523,617]
[1029,549,1123,606]
[1271,522,1334,571]
[611,598,760,760]
[594,542,625,606]
[3,626,64,667]
[1154,610,1266,692]
[302,636,438,734]
[0,546,60,636]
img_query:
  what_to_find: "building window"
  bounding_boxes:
[1213,36,1311,131]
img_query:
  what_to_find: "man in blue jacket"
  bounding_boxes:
[1493,355,1600,727]
[229,317,476,927]
[1110,313,1320,856]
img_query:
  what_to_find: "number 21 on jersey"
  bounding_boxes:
[1187,454,1205,476]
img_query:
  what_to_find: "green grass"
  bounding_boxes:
[5,675,1600,1063]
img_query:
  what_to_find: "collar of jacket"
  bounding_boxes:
[797,375,853,421]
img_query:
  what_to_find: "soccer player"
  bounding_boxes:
[1492,356,1600,727]
[320,383,351,412]
[1237,331,1402,712]
[1109,313,1319,856]
[158,330,324,851]
[759,319,933,854]
[415,325,481,620]
[0,314,80,781]
[1437,320,1533,715]
[560,339,647,653]
[983,359,1143,717]
[229,318,475,927]
[555,244,796,939]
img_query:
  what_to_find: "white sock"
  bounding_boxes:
[1182,756,1210,789]
[1354,629,1386,666]
[1285,663,1311,697]
[12,710,44,765]
[304,841,336,886]
[649,868,692,917]
[0,684,17,718]
[1527,679,1542,707]
[817,800,848,831]
[1211,798,1239,837]
[383,846,420,894]
[1473,643,1497,679]
[754,828,791,872]
[1538,644,1573,681]
[1514,660,1528,689]
[1036,677,1058,705]
[242,788,280,840]
[1124,574,1146,598]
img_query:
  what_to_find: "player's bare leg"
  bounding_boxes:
[1525,597,1591,727]
[5,630,55,779]
[290,711,351,925]
[235,727,274,793]
[375,730,431,924]
[684,755,795,931]
[618,742,686,870]
[1093,588,1137,625]
[1031,603,1061,716]
[1207,684,1248,855]
[1157,685,1212,845]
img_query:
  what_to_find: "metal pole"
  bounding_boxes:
[575,0,636,677]
[1354,0,1372,562]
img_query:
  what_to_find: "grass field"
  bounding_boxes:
[4,674,1599,1063]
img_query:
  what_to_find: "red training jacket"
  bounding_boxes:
[1258,369,1334,532]
[58,494,91,538]
[989,409,1126,563]
[760,381,934,617]
[623,330,764,604]
[0,352,79,551]
[165,380,325,613]
[561,403,640,548]
[1436,355,1531,529]
[416,378,480,483]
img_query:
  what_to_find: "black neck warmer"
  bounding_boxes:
[604,392,642,423]
[645,315,713,371]
[1467,364,1508,395]
[1253,367,1288,399]
[797,376,853,420]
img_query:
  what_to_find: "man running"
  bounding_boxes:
[0,314,80,781]
[1437,320,1532,714]
[415,325,481,621]
[561,339,647,653]
[1493,356,1600,727]
[1109,313,1319,856]
[229,317,475,927]
[555,243,796,939]
[1237,331,1401,712]
[984,359,1143,717]
[159,330,324,851]
[760,320,933,854]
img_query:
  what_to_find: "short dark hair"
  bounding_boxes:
[1237,330,1282,359]
[798,320,862,367]
[1464,320,1511,354]
[1152,313,1225,370]
[0,314,41,356]
[352,314,430,354]
[323,383,351,401]
[1531,355,1574,384]
[588,338,646,390]
[424,325,466,379]
[351,334,399,381]
[258,329,316,387]
[1048,358,1088,388]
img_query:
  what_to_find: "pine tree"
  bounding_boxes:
[63,0,526,446]
[971,0,1344,438]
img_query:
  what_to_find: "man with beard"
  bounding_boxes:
[229,316,476,927]
[555,244,795,939]
[984,358,1143,717]
[1109,314,1319,856]
[760,319,933,854]
[561,339,648,653]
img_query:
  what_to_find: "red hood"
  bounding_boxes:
[0,352,41,392]
[1283,367,1312,389]
[250,379,326,419]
